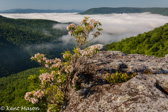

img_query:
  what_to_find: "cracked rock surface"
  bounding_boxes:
[63,51,168,112]
[76,51,168,74]
[64,74,168,112]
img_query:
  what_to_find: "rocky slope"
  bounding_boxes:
[62,50,168,112]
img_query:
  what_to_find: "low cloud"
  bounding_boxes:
[24,43,56,51]
[53,24,68,30]
[61,34,75,45]
[1,12,168,45]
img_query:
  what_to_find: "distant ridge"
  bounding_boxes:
[80,7,168,16]
[0,9,83,13]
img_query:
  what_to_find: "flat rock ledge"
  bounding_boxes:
[64,74,168,112]
[62,51,168,112]
[75,51,168,74]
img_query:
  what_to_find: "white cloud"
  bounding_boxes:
[1,12,168,45]
[53,24,68,30]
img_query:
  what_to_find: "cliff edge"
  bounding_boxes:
[63,50,168,112]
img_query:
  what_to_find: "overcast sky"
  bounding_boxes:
[0,0,168,11]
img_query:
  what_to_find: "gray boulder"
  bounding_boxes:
[63,74,168,112]
[62,51,168,112]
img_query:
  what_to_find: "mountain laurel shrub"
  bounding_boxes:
[25,17,103,112]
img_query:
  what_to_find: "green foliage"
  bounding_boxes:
[62,51,72,61]
[106,23,168,57]
[28,75,39,84]
[28,75,37,80]
[0,16,66,47]
[46,82,64,112]
[67,17,102,47]
[39,69,48,74]
[0,16,69,77]
[106,72,136,83]
[0,67,47,112]
[25,17,103,112]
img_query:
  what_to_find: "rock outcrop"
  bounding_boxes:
[63,50,168,112]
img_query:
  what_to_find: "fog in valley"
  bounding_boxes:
[1,12,168,47]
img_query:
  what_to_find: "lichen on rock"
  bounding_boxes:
[61,50,168,112]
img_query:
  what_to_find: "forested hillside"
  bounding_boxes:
[0,15,68,77]
[0,67,47,111]
[81,7,168,16]
[106,23,168,57]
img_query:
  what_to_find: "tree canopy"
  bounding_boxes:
[106,23,168,57]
